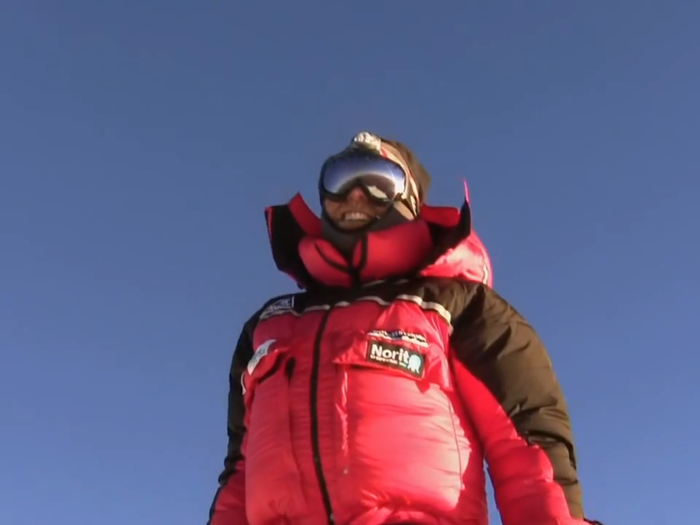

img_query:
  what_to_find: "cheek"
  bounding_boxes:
[324,202,341,218]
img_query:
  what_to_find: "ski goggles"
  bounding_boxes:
[319,150,410,203]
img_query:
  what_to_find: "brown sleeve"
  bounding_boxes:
[449,282,587,521]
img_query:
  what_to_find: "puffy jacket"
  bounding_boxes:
[207,189,598,525]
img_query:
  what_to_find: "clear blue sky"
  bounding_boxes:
[1,2,697,524]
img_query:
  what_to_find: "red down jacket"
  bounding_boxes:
[208,189,598,525]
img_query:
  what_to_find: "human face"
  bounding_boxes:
[323,186,391,230]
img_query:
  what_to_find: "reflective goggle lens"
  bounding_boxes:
[320,153,407,202]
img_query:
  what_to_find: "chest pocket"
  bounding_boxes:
[331,330,453,392]
[241,338,293,410]
[327,329,467,511]
[240,337,309,517]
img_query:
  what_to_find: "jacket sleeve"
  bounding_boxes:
[207,313,257,525]
[448,283,599,525]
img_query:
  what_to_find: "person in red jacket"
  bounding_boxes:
[207,131,602,525]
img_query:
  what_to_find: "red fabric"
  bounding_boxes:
[450,357,580,525]
[209,453,247,525]
[298,218,434,287]
[287,189,493,289]
[287,194,323,237]
[421,230,492,286]
[234,298,586,525]
[241,301,488,525]
[213,189,584,524]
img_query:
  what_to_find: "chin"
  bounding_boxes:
[339,221,370,230]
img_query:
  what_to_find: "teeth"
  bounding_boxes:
[343,212,370,220]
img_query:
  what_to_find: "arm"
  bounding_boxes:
[449,283,600,525]
[207,314,257,525]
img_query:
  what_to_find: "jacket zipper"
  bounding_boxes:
[310,308,335,525]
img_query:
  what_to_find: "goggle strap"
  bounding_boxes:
[376,141,421,215]
[404,175,420,215]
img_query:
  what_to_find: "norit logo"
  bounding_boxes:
[365,341,425,379]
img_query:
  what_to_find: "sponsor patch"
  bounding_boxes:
[260,296,295,319]
[247,339,276,375]
[241,338,276,395]
[365,341,426,379]
[367,329,428,348]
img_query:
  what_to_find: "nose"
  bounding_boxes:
[346,186,368,203]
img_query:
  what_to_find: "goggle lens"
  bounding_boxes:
[320,153,407,202]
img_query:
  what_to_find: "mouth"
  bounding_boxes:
[341,211,372,222]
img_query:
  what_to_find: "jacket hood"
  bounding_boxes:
[264,181,493,291]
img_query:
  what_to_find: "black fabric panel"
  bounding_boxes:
[265,206,315,289]
[206,308,259,524]
[449,282,586,519]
